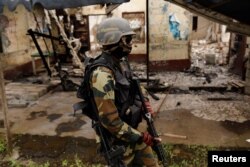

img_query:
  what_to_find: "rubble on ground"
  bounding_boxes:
[130,39,249,123]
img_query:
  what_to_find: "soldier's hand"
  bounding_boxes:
[142,132,162,146]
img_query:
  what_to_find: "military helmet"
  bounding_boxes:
[96,17,135,46]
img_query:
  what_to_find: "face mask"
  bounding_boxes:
[120,35,133,54]
[105,35,134,59]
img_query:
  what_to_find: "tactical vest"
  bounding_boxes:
[77,52,142,128]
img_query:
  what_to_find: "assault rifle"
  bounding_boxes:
[119,56,167,166]
[73,97,126,167]
[133,79,168,167]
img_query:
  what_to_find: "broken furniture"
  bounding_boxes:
[228,80,245,93]
[31,52,52,75]
[27,29,79,91]
[27,29,54,77]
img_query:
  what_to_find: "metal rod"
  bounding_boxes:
[27,29,52,77]
[146,0,150,85]
[27,30,60,41]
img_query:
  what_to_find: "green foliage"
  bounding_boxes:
[0,139,6,153]
[62,159,69,167]
[163,143,217,167]
[40,161,50,167]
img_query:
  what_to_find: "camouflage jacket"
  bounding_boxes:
[88,52,143,143]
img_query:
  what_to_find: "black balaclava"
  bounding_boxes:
[104,35,133,60]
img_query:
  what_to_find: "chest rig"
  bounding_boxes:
[77,52,142,128]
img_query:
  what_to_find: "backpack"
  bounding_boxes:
[73,53,115,120]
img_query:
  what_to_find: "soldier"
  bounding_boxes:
[82,17,161,166]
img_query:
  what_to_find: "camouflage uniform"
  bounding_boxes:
[89,59,159,166]
[80,17,160,166]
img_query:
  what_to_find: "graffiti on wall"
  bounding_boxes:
[148,0,190,61]
[169,13,189,40]
[169,14,180,39]
[122,12,145,43]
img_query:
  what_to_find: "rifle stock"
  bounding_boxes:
[134,79,168,167]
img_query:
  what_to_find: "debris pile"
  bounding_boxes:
[129,38,250,123]
[190,39,229,66]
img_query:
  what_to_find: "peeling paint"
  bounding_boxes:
[0,14,11,49]
[0,14,9,31]
[1,33,11,48]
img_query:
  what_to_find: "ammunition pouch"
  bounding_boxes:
[129,104,142,128]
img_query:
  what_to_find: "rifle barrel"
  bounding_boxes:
[134,79,168,166]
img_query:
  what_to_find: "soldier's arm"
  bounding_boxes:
[90,66,142,143]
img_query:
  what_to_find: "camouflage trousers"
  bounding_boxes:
[123,142,159,167]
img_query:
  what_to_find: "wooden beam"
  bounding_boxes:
[207,97,234,101]
[189,86,227,92]
[105,4,120,14]
[162,133,187,139]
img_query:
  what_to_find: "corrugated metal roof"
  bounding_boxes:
[0,0,32,12]
[0,0,130,13]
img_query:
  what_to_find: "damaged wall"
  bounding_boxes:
[1,6,31,69]
[0,5,52,79]
[189,15,230,42]
[189,16,213,40]
[148,0,191,71]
